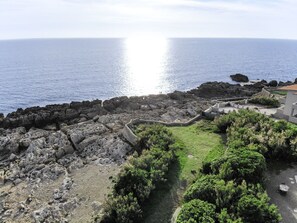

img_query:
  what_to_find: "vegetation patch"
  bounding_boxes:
[169,121,225,182]
[99,125,176,223]
[177,110,288,223]
[248,96,280,107]
[271,90,287,96]
[143,120,225,223]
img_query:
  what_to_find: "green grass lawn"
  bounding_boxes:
[143,120,225,223]
[271,90,287,96]
[170,120,225,183]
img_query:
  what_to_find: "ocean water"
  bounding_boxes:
[1,38,297,114]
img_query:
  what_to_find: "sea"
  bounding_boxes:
[1,38,297,115]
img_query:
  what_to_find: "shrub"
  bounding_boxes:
[218,209,243,223]
[210,149,266,184]
[114,166,154,202]
[249,96,280,108]
[237,193,281,223]
[135,124,174,150]
[181,111,284,223]
[216,109,297,160]
[101,124,176,222]
[184,175,246,211]
[184,175,219,203]
[177,199,216,223]
[101,193,142,223]
[130,147,174,184]
[196,119,219,133]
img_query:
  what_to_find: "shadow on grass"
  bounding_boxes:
[142,159,184,223]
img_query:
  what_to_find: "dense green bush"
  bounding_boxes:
[218,209,243,223]
[176,199,216,223]
[237,193,281,223]
[100,125,175,223]
[113,147,174,203]
[184,175,245,210]
[249,96,280,108]
[135,124,174,150]
[184,175,219,203]
[101,193,142,223]
[214,109,270,133]
[209,149,266,184]
[216,109,297,160]
[178,110,285,223]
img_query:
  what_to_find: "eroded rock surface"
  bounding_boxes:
[0,82,262,222]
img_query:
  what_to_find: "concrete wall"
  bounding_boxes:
[122,105,221,146]
[284,91,297,116]
[122,114,204,146]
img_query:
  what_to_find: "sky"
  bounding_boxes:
[0,0,297,40]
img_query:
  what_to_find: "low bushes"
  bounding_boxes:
[237,193,280,223]
[204,149,266,184]
[215,109,297,160]
[135,124,175,151]
[176,199,217,223]
[177,110,283,223]
[100,125,175,223]
[249,96,280,108]
[184,175,245,211]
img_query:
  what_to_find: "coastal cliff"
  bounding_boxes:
[0,82,263,222]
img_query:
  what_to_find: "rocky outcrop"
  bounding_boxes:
[0,100,106,130]
[0,80,269,222]
[0,81,264,130]
[278,81,293,87]
[268,80,278,87]
[188,82,262,99]
[230,73,249,82]
[0,119,132,222]
[0,83,217,222]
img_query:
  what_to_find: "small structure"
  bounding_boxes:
[275,85,297,123]
[279,183,289,194]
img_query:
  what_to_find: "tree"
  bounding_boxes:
[101,193,142,223]
[211,149,266,184]
[177,199,216,223]
[218,209,243,223]
[237,193,281,223]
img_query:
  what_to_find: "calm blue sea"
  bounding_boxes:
[1,38,297,114]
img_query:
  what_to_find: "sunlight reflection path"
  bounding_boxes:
[124,37,170,96]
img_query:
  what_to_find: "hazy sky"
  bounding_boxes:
[1,0,297,40]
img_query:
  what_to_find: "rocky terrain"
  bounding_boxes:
[0,81,263,222]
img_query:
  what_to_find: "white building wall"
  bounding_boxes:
[284,91,297,116]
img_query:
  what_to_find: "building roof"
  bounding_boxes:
[278,84,297,91]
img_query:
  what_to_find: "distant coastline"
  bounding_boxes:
[0,77,285,129]
[1,38,297,114]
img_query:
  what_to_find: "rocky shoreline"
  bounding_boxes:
[0,80,277,222]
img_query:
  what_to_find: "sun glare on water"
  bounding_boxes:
[124,36,169,95]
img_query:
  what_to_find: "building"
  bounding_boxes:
[276,84,297,123]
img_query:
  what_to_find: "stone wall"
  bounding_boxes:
[122,111,208,146]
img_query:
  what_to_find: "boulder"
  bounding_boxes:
[268,80,278,87]
[188,82,260,99]
[230,73,249,82]
[278,81,292,87]
[0,99,105,129]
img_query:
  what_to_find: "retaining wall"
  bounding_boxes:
[122,106,220,146]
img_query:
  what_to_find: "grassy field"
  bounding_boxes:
[143,120,225,223]
[271,90,287,96]
[170,120,225,183]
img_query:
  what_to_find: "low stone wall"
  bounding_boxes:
[122,107,220,146]
[253,88,274,98]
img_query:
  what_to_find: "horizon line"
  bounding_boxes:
[1,37,297,42]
